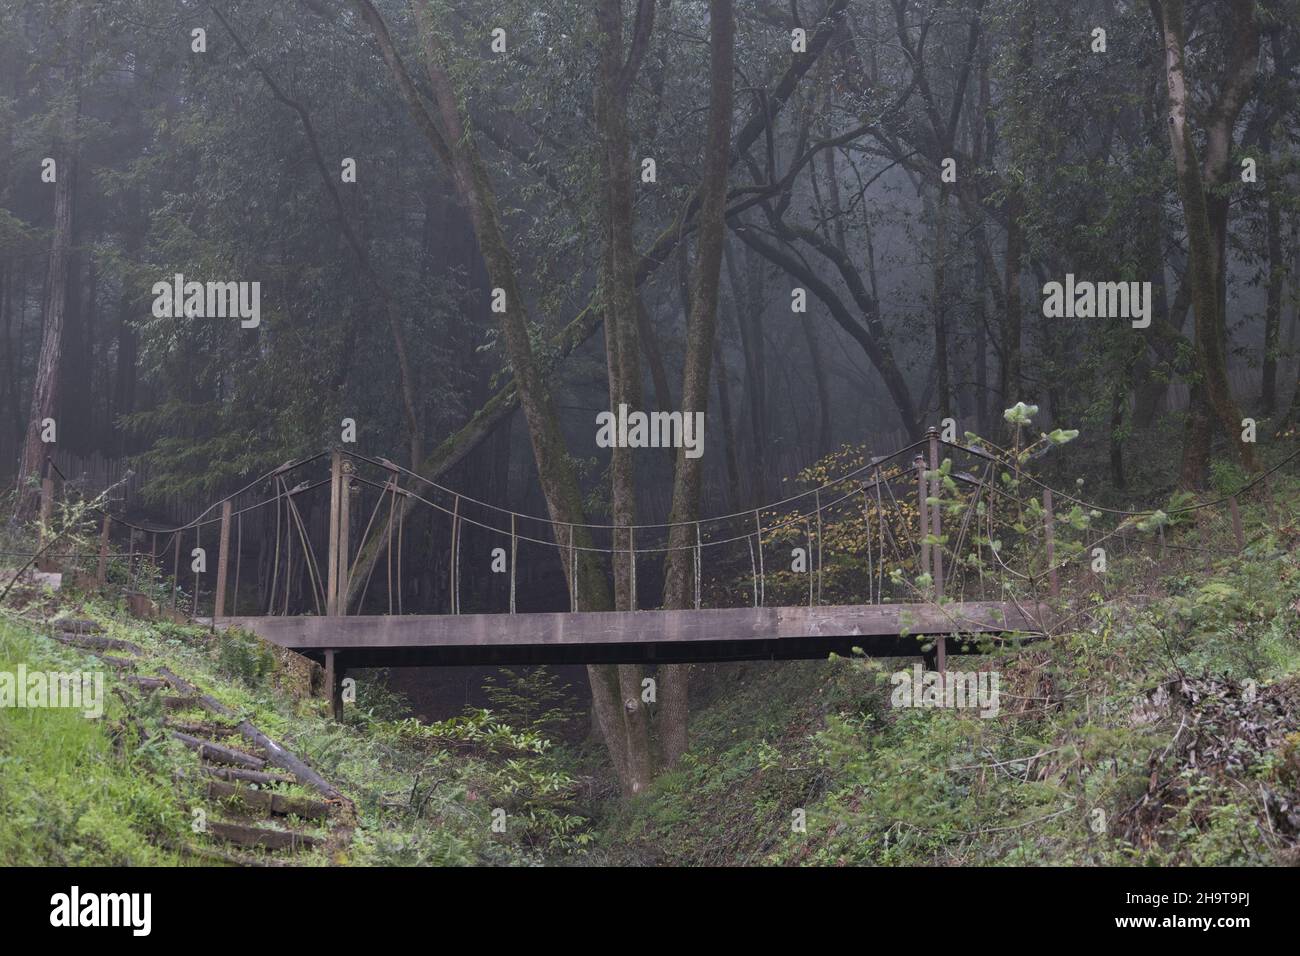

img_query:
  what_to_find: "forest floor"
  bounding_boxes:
[1,473,1297,866]
[593,474,1300,865]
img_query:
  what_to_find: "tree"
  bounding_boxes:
[1150,0,1260,482]
[594,0,658,791]
[658,0,734,766]
[17,1,82,515]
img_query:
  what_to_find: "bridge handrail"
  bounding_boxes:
[348,471,878,554]
[340,438,929,536]
[56,433,1296,554]
[48,451,330,536]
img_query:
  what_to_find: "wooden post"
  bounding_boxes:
[171,532,181,610]
[324,649,343,721]
[97,514,112,586]
[927,428,944,597]
[927,428,946,673]
[916,456,930,597]
[1228,495,1245,551]
[1043,487,1059,598]
[193,527,201,617]
[338,460,352,615]
[214,500,233,619]
[326,451,342,616]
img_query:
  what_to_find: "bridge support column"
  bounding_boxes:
[327,451,341,616]
[214,500,232,620]
[326,451,353,616]
[926,428,946,672]
[324,649,344,721]
[916,456,930,595]
[171,532,181,610]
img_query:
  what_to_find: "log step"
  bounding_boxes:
[172,731,266,770]
[124,676,168,692]
[52,618,103,634]
[203,766,296,787]
[206,780,330,820]
[50,632,144,655]
[155,666,347,802]
[207,821,321,852]
[161,695,202,711]
[166,719,239,738]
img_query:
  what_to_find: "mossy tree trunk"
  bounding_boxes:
[1152,0,1260,484]
[17,2,81,517]
[659,0,734,767]
[594,0,658,794]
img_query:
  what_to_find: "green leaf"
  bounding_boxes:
[1002,402,1039,426]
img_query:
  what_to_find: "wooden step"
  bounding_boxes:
[172,731,266,770]
[207,821,321,852]
[124,675,168,692]
[206,780,330,820]
[202,766,296,787]
[51,618,103,634]
[161,695,202,711]
[156,666,348,803]
[50,632,144,655]
[166,719,239,738]
[154,836,273,868]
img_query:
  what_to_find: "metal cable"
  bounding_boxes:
[340,440,927,535]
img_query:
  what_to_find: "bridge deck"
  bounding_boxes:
[219,601,1045,667]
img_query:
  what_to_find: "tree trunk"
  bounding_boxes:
[1262,165,1282,414]
[726,240,768,503]
[17,3,81,513]
[594,0,658,795]
[933,186,951,421]
[713,328,741,511]
[999,5,1033,415]
[800,312,833,455]
[659,0,733,768]
[352,2,630,785]
[1152,0,1258,481]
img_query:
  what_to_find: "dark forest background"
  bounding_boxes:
[2,0,1298,794]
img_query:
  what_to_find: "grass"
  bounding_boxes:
[0,617,192,865]
[594,471,1300,866]
[0,582,595,866]
[2,463,1295,867]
